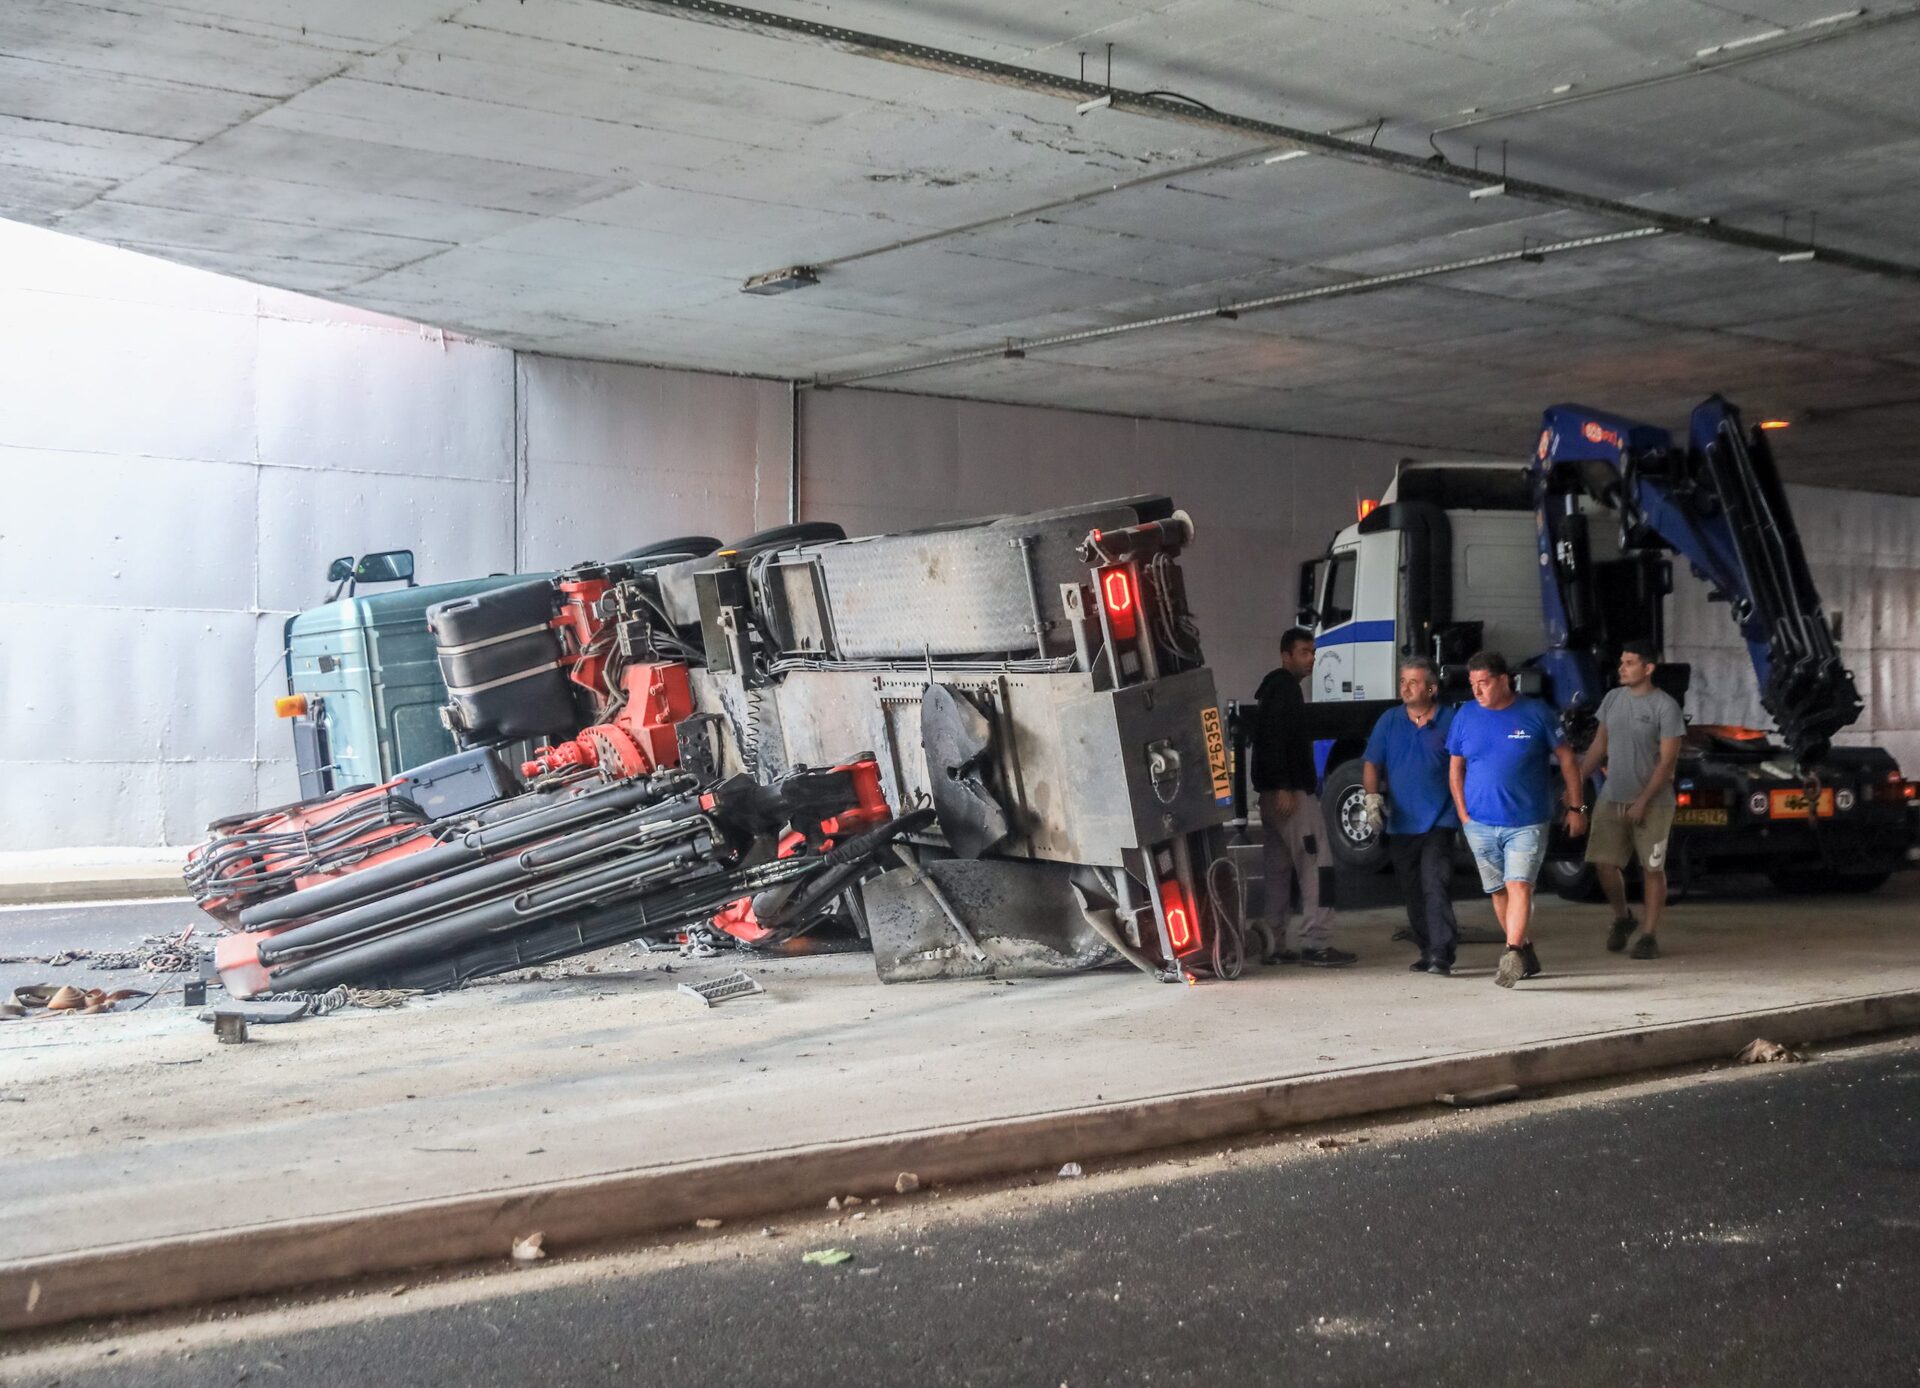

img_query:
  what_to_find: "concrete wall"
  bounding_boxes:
[1667,487,1920,774]
[3,219,1915,846]
[0,222,518,848]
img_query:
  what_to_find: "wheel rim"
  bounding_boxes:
[1336,785,1378,852]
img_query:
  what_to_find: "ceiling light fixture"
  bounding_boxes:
[1777,249,1817,263]
[741,265,820,295]
[1075,93,1113,115]
[1469,183,1508,200]
[1263,150,1310,164]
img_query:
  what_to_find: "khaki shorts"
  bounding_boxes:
[1584,797,1675,871]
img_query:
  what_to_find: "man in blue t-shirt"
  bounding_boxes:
[1363,656,1460,976]
[1445,651,1587,989]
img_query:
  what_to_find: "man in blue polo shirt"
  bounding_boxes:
[1362,656,1460,976]
[1446,650,1588,989]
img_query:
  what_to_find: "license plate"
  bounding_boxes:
[1768,788,1835,819]
[1673,807,1728,827]
[1201,706,1232,805]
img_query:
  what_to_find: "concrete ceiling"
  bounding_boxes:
[4,0,1920,487]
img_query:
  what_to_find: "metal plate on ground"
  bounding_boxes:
[862,859,1116,983]
[677,970,764,1006]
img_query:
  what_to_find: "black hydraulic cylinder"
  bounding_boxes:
[238,778,677,928]
[256,809,710,963]
[262,838,712,993]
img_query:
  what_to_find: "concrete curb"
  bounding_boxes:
[0,877,187,907]
[4,989,1916,1333]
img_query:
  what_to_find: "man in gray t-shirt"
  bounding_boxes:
[1579,641,1686,959]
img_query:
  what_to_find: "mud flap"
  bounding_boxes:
[863,858,1117,983]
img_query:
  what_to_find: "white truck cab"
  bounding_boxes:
[1296,460,1624,870]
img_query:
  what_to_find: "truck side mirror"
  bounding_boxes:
[353,550,416,587]
[326,556,355,583]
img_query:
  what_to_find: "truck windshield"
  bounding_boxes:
[1322,552,1356,628]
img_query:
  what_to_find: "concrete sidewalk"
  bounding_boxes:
[2,877,1916,1326]
[0,850,186,906]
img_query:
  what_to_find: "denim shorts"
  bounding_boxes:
[1462,820,1549,892]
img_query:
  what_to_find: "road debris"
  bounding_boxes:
[802,1249,853,1267]
[1738,1038,1804,1064]
[695,1218,724,1230]
[827,1196,842,1211]
[676,971,764,1007]
[511,1232,547,1263]
[1438,1083,1524,1108]
[213,1013,248,1044]
[1058,1162,1085,1179]
[894,1172,920,1194]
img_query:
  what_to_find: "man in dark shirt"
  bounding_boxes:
[1252,627,1354,967]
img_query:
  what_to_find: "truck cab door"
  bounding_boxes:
[1311,540,1396,702]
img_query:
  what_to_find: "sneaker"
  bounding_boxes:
[1494,947,1527,989]
[1629,934,1661,960]
[1520,942,1543,979]
[1606,916,1636,953]
[1426,959,1453,977]
[1298,947,1357,968]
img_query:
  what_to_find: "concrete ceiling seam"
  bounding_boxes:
[594,0,1920,286]
[815,226,1667,387]
[1424,5,1919,153]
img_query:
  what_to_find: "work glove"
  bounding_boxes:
[1362,792,1386,834]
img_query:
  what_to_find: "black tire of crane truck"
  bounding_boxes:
[1543,856,1605,902]
[1766,868,1893,895]
[1320,757,1388,873]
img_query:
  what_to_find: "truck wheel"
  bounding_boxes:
[1767,868,1892,895]
[1544,856,1604,902]
[1319,758,1387,872]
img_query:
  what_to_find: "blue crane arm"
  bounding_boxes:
[1531,396,1860,767]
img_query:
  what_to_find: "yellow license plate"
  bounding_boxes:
[1768,788,1835,819]
[1201,706,1232,805]
[1673,807,1728,826]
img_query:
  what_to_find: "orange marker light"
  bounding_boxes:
[1357,498,1379,521]
[274,695,309,719]
[1160,880,1196,953]
[1099,565,1138,640]
[1757,419,1792,431]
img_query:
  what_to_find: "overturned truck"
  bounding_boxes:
[188,498,1247,996]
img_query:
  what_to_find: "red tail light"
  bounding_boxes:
[1675,791,1692,807]
[1160,880,1197,954]
[1099,565,1138,640]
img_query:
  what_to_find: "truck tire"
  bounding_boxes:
[1320,757,1387,872]
[1766,868,1893,895]
[1544,856,1604,902]
[729,521,846,552]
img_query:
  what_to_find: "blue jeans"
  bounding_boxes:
[1463,821,1548,892]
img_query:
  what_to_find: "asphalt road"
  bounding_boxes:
[9,1039,1915,1387]
[0,901,205,998]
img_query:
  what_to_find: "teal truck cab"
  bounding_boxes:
[280,551,529,796]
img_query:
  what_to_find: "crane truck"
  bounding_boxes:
[1296,396,1916,897]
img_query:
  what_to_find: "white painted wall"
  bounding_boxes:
[0,221,517,847]
[4,219,1915,846]
[1667,486,1920,774]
